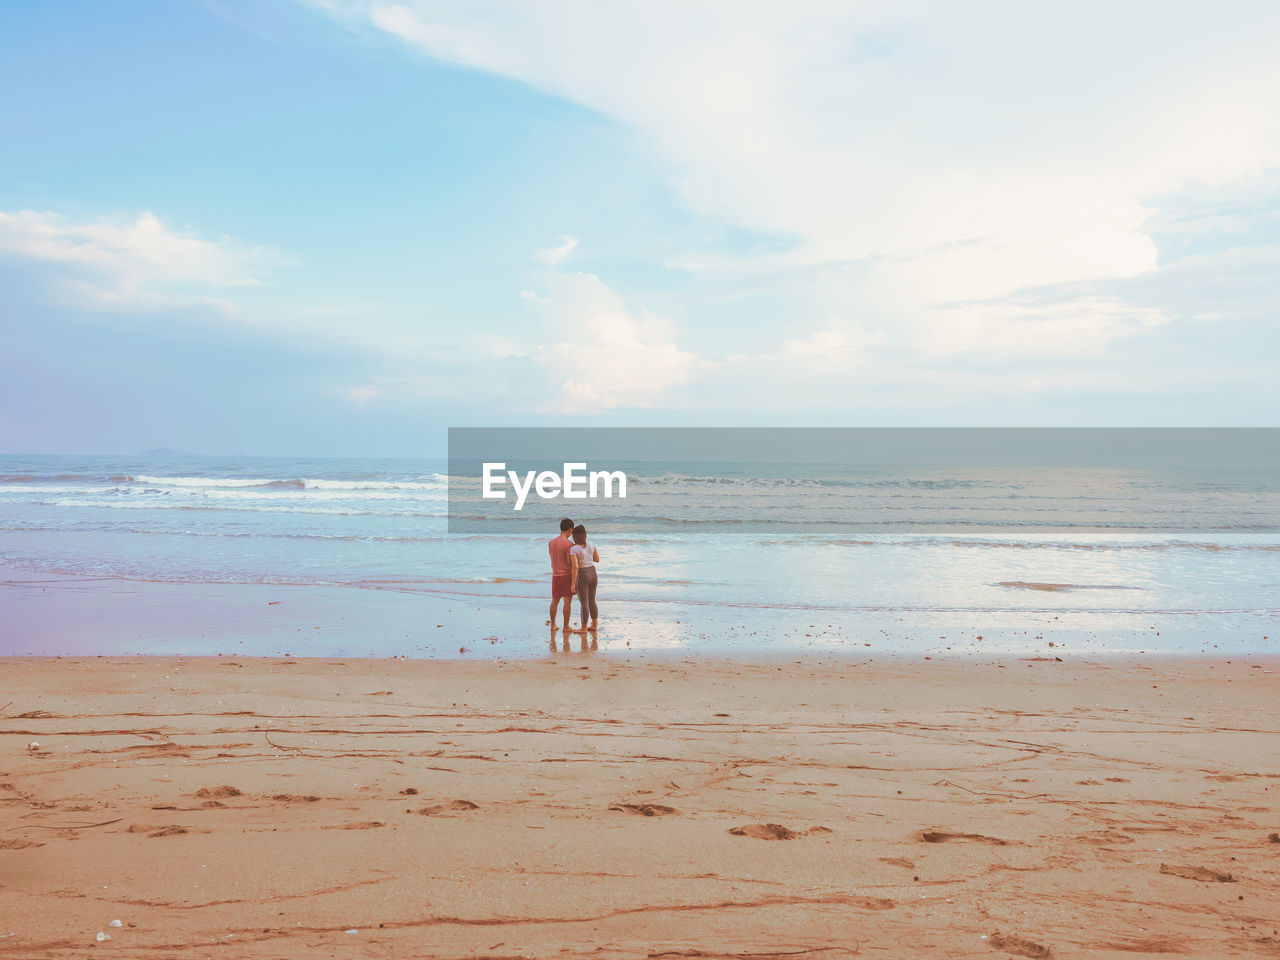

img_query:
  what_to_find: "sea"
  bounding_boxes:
[1,452,1278,659]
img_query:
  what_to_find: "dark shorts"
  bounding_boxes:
[552,574,572,599]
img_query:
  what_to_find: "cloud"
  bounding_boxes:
[783,320,887,362]
[302,0,1280,414]
[323,4,1280,276]
[527,268,702,410]
[0,209,284,312]
[1125,242,1280,324]
[534,235,579,265]
[343,384,383,404]
[921,295,1172,357]
[480,334,525,359]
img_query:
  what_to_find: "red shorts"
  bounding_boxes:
[552,574,572,600]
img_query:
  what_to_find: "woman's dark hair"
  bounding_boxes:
[572,524,587,545]
[560,517,574,532]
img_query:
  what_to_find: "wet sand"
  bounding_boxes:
[2,654,1278,958]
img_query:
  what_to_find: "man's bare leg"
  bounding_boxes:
[548,597,560,626]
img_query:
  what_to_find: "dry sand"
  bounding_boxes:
[2,654,1278,958]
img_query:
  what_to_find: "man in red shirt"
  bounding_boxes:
[549,517,575,634]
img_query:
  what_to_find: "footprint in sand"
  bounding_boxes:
[324,821,385,830]
[0,838,44,849]
[609,803,678,817]
[1096,936,1185,954]
[919,830,1009,845]
[1159,863,1234,882]
[414,800,479,816]
[728,823,833,840]
[194,786,241,800]
[128,824,190,838]
[987,931,1052,958]
[1076,830,1135,846]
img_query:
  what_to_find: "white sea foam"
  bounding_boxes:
[36,497,445,517]
[200,487,445,502]
[131,474,446,490]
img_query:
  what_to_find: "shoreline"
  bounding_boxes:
[4,655,1278,958]
[4,563,1273,659]
[5,649,1280,665]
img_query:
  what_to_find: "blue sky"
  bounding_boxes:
[2,1,1278,455]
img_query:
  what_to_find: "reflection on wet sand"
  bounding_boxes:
[549,625,599,654]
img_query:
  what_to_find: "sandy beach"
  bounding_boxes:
[2,654,1278,958]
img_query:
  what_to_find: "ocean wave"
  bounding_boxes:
[200,488,446,503]
[995,581,1142,592]
[637,473,993,490]
[0,486,447,505]
[814,537,1280,552]
[7,506,1279,550]
[28,498,439,517]
[304,477,447,489]
[1,471,452,490]
[131,475,268,487]
[449,512,1280,532]
[1,473,105,484]
[0,484,121,496]
[131,474,446,490]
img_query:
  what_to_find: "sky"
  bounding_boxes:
[2,0,1278,456]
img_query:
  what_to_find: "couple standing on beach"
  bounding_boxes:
[548,517,599,635]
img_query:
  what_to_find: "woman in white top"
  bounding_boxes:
[568,524,600,632]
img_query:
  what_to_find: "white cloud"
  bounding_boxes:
[0,209,283,311]
[320,3,1280,304]
[481,333,525,358]
[344,384,383,404]
[534,235,579,265]
[527,269,702,410]
[921,296,1172,357]
[783,320,887,362]
[301,1,1280,414]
